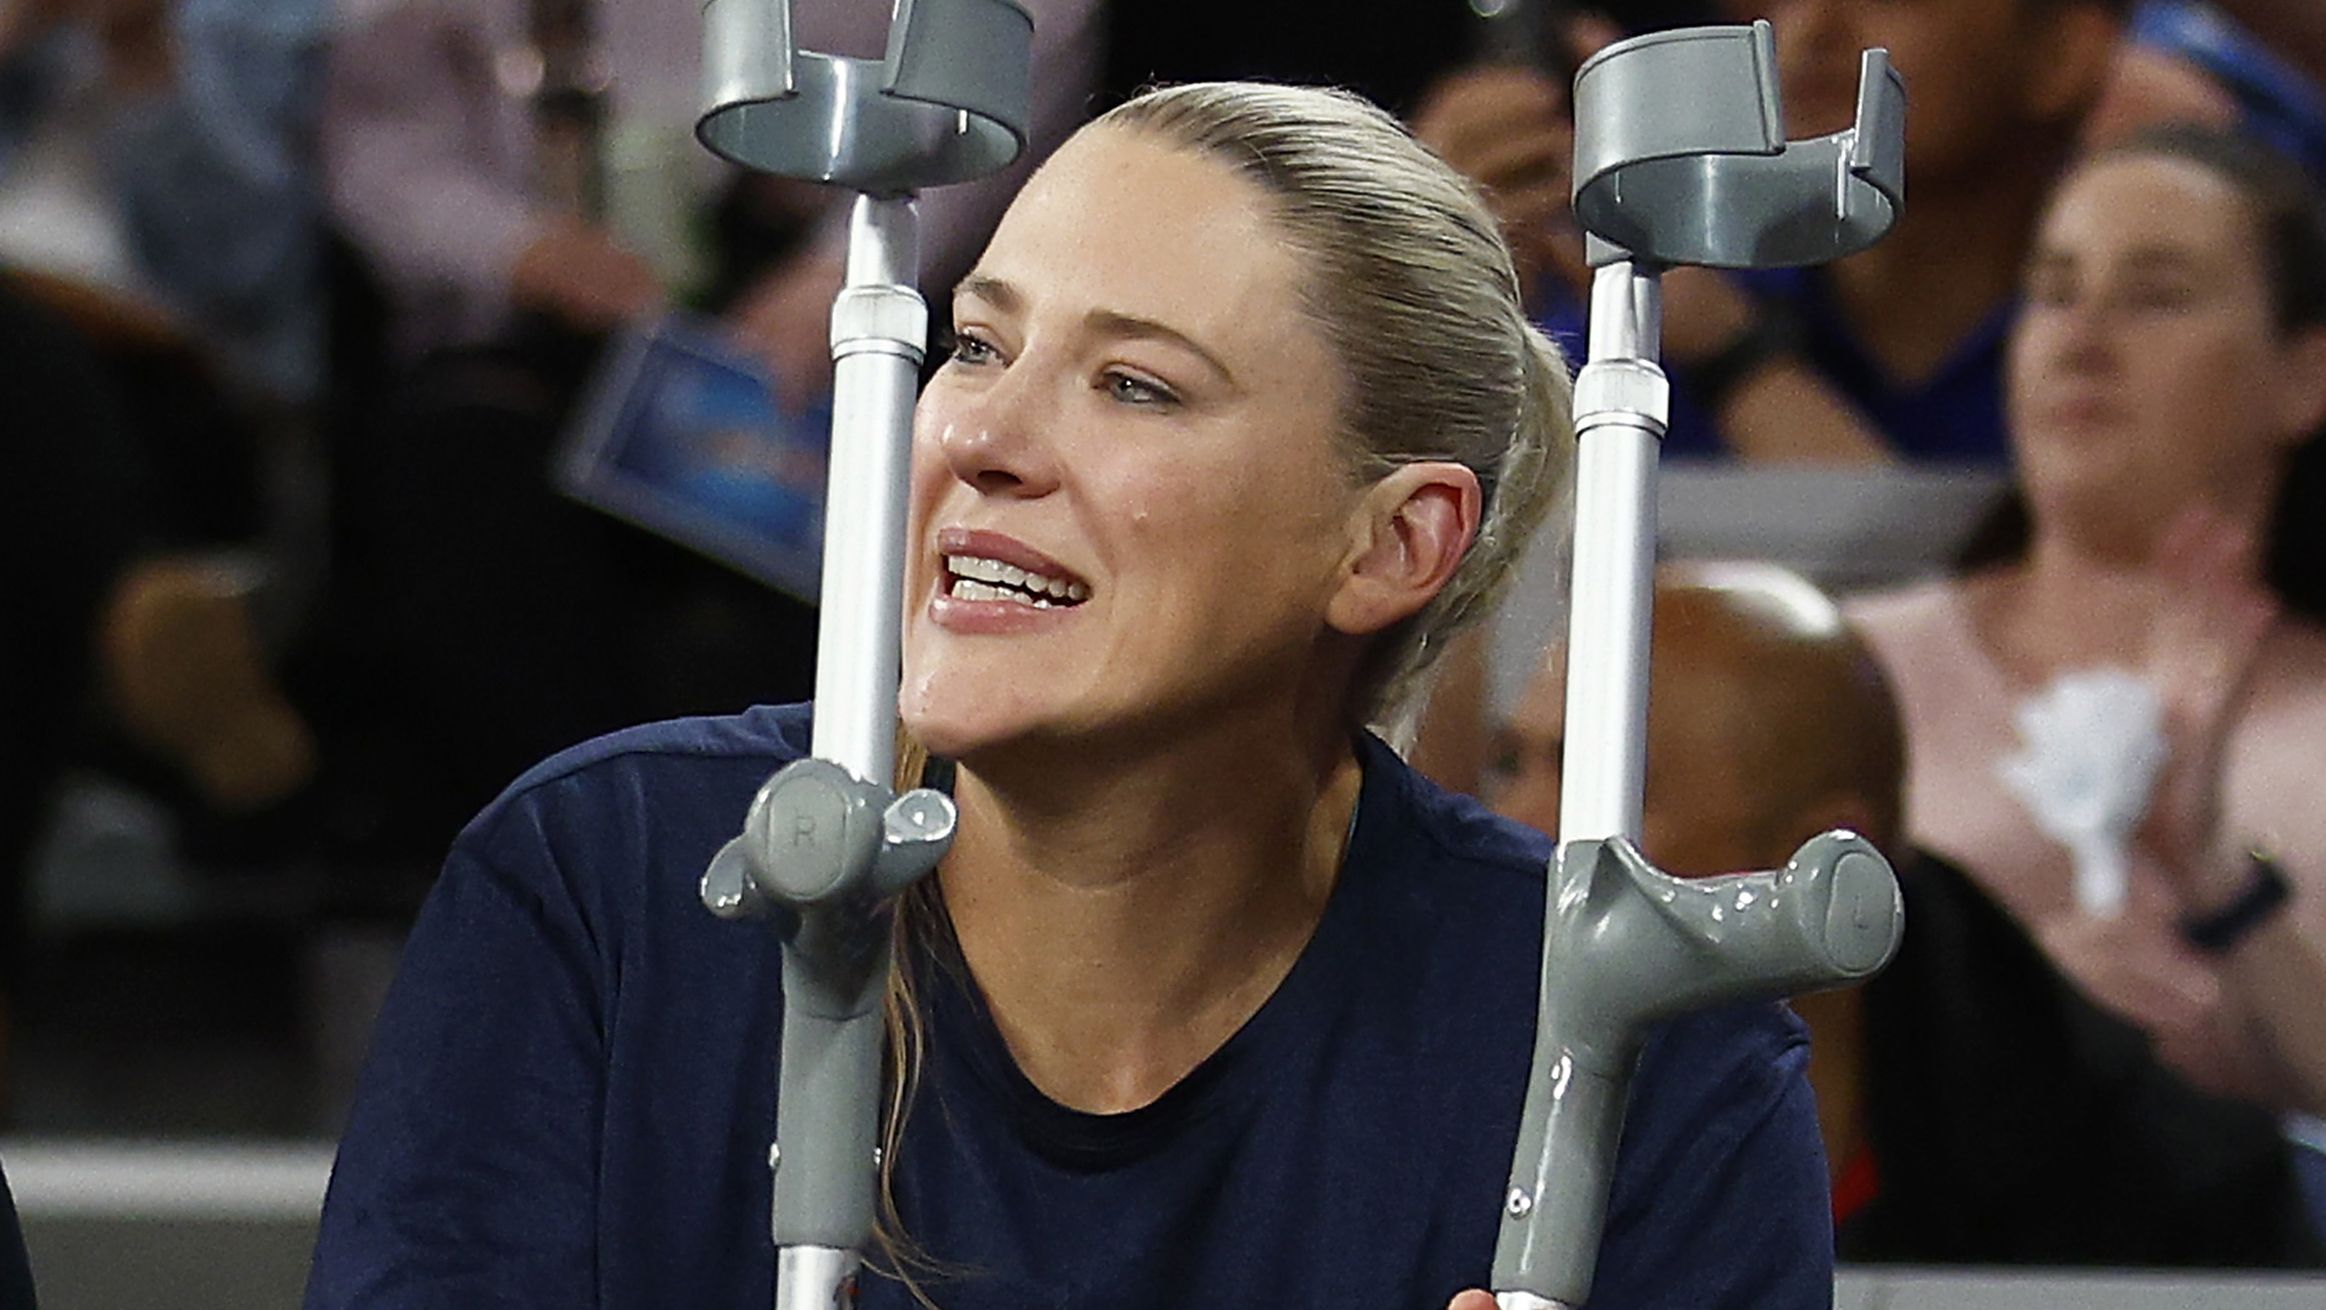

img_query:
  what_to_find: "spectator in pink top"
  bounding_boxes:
[321,0,1099,389]
[1850,125,2326,1115]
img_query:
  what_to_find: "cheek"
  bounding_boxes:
[2003,320,2056,419]
[1093,452,1279,569]
[2140,327,2279,435]
[905,409,962,601]
[907,409,957,523]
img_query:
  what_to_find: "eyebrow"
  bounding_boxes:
[2029,245,2209,275]
[2115,248,2207,275]
[955,275,1240,387]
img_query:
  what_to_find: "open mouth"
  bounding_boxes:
[945,554,1090,609]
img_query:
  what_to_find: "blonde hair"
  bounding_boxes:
[873,80,1578,1293]
[1100,81,1576,722]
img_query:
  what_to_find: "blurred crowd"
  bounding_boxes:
[9,0,2326,1273]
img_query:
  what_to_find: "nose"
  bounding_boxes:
[2047,291,2120,378]
[931,366,1063,499]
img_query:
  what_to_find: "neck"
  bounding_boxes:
[938,705,1365,1114]
[1827,163,2051,385]
[1981,530,2167,675]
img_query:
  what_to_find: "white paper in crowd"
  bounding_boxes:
[1997,667,2169,917]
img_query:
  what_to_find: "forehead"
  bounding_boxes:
[1777,0,2027,53]
[2041,154,2255,264]
[968,127,1312,342]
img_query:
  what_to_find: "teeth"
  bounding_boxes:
[943,552,1088,604]
[949,577,1062,609]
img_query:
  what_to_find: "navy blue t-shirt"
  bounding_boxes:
[307,704,1831,1308]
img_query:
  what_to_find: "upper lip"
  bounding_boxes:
[2039,393,2120,423]
[935,526,1091,589]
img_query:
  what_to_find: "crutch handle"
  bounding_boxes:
[1492,834,1903,1303]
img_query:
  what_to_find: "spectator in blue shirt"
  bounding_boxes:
[2092,2,2326,189]
[308,82,1835,1308]
[1417,0,2131,464]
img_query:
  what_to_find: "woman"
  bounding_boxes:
[1852,125,2326,1116]
[306,83,1831,1308]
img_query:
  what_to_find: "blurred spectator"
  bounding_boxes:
[0,0,339,731]
[1,282,316,1106]
[2206,0,2326,87]
[2091,2,2326,185]
[0,0,324,833]
[1461,563,2324,1265]
[1100,0,1717,119]
[1417,0,2129,463]
[0,0,324,838]
[0,0,331,403]
[304,0,1100,864]
[1850,126,2326,1116]
[322,0,1097,390]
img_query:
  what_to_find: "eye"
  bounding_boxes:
[1103,369,1180,408]
[947,328,1001,367]
[2024,269,2076,309]
[2120,279,2197,313]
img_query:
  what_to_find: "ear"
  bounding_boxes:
[2021,1,2124,126]
[1324,462,1482,638]
[2271,326,2326,449]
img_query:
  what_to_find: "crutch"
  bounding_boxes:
[688,3,1034,1307]
[1493,23,1910,1309]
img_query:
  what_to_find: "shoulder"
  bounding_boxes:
[1842,575,1990,701]
[2253,618,2326,703]
[2239,621,2326,766]
[2227,622,2326,867]
[1594,999,1828,1305]
[1841,575,1963,645]
[1341,737,1553,1038]
[451,702,811,878]
[1362,740,1810,1092]
[1628,1001,1811,1157]
[497,702,812,801]
[1364,734,1555,902]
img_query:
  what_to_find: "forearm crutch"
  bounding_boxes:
[689,4,1033,1307]
[1492,24,1910,1309]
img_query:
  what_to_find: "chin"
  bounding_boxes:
[900,665,1041,763]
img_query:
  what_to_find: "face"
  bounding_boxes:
[1746,0,2067,182]
[2009,154,2312,553]
[1487,643,1775,878]
[901,128,1361,762]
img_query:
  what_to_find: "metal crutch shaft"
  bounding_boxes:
[1492,22,1910,1308]
[693,3,1032,1306]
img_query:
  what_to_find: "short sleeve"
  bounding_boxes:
[305,823,610,1308]
[1589,1006,1834,1309]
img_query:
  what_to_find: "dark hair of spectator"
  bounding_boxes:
[2045,0,2137,19]
[1959,124,2326,621]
